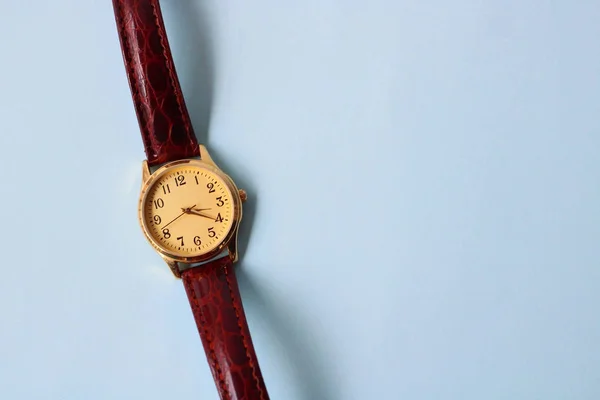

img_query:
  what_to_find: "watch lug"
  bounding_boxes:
[161,256,181,278]
[142,160,151,182]
[199,144,217,167]
[228,229,239,263]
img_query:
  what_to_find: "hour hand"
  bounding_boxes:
[181,207,211,213]
[185,209,214,220]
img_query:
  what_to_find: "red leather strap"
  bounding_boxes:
[113,1,267,397]
[182,257,270,400]
[112,0,199,166]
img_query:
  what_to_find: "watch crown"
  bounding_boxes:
[238,189,247,202]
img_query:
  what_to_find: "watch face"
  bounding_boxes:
[139,161,239,260]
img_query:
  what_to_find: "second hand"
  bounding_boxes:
[161,204,196,230]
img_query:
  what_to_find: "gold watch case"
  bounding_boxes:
[137,145,243,278]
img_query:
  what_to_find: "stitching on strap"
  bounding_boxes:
[113,1,153,157]
[148,0,193,140]
[223,264,267,399]
[185,272,230,399]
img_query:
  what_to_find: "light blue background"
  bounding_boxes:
[1,1,599,399]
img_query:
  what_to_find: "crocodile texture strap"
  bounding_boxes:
[182,256,270,400]
[112,0,199,167]
[113,1,267,397]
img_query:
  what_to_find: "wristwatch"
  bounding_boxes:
[111,1,270,399]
